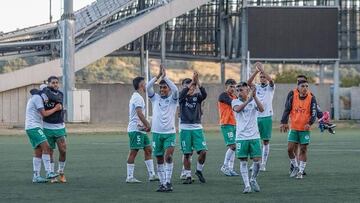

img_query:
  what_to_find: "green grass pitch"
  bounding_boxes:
[0,129,359,203]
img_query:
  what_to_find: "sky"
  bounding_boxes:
[0,0,95,33]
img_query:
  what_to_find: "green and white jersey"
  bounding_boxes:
[25,95,44,130]
[150,94,178,133]
[147,77,178,134]
[127,92,145,132]
[231,99,260,141]
[255,83,275,118]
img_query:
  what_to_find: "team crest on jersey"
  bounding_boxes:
[193,97,197,102]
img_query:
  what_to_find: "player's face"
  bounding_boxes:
[298,82,309,96]
[226,84,236,95]
[48,79,59,90]
[186,84,195,95]
[159,84,170,96]
[259,73,268,84]
[237,85,249,99]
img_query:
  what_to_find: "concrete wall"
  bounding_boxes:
[0,84,39,126]
[0,83,336,126]
[77,83,332,124]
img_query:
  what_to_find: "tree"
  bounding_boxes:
[341,75,360,87]
[275,69,315,83]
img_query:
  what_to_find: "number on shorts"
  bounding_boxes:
[38,130,44,136]
[227,132,234,138]
[136,135,141,145]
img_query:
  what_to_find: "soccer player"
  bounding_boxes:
[232,82,264,193]
[41,76,68,183]
[179,71,208,184]
[287,75,335,175]
[218,79,238,176]
[126,76,158,183]
[25,86,62,183]
[247,62,275,171]
[280,79,318,179]
[147,65,178,192]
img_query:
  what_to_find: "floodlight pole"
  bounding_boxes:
[160,24,166,66]
[333,60,340,120]
[219,0,226,84]
[240,0,248,81]
[145,50,150,120]
[61,0,75,122]
[333,0,340,120]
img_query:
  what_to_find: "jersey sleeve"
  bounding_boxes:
[133,95,144,109]
[33,95,44,111]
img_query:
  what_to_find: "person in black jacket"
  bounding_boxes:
[179,71,208,184]
[42,76,67,183]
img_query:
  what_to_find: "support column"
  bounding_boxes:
[333,61,340,120]
[139,0,145,76]
[240,0,248,81]
[160,24,166,66]
[61,0,75,122]
[319,64,325,84]
[219,0,226,83]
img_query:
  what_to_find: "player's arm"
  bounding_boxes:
[250,85,264,112]
[316,104,323,119]
[146,77,158,99]
[34,95,61,117]
[136,107,151,132]
[198,86,207,101]
[161,65,178,100]
[247,62,260,85]
[253,96,264,112]
[146,65,163,99]
[39,104,62,117]
[232,99,251,113]
[307,96,318,127]
[280,91,293,132]
[164,76,178,100]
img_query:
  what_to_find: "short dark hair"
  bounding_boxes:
[298,80,308,86]
[182,78,192,86]
[225,79,236,86]
[159,80,168,86]
[297,75,308,80]
[133,76,144,90]
[236,81,248,88]
[47,76,59,83]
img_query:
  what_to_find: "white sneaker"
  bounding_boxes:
[126,177,142,183]
[229,170,239,176]
[290,167,299,178]
[260,163,266,172]
[243,186,252,194]
[296,172,303,179]
[180,170,187,180]
[220,165,232,176]
[149,174,160,182]
[250,179,260,192]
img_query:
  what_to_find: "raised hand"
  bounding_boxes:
[161,64,167,78]
[157,65,163,79]
[255,62,264,73]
